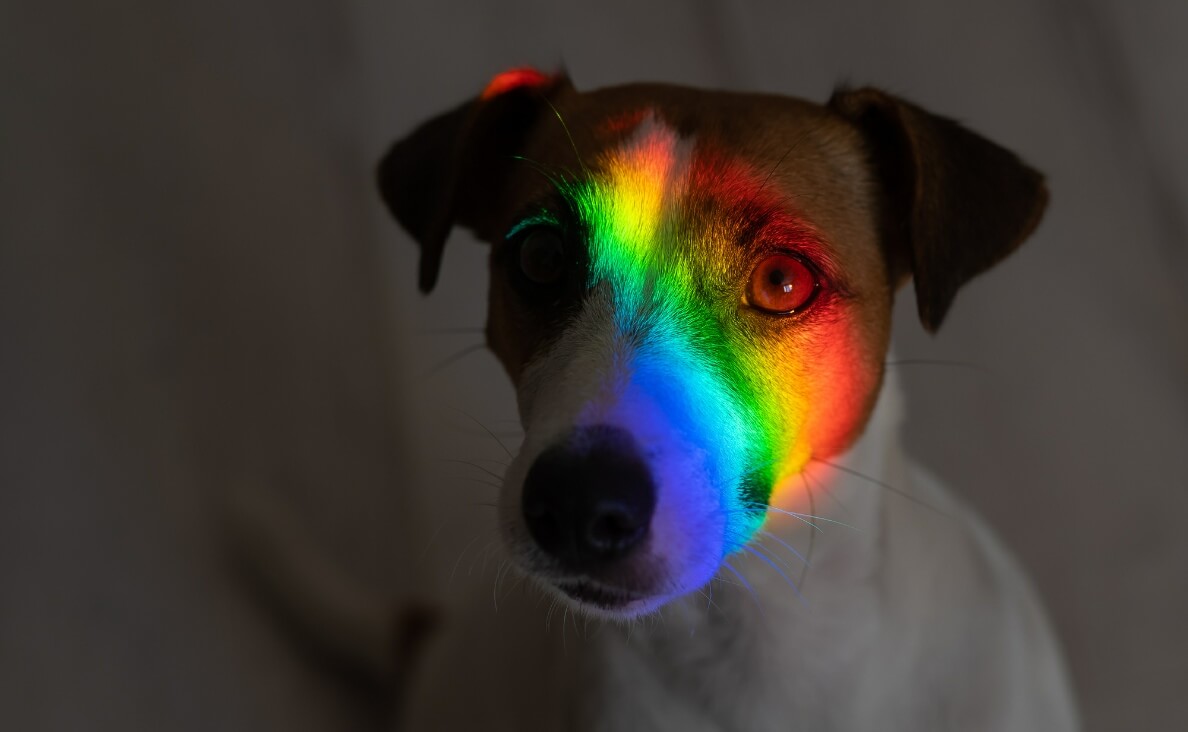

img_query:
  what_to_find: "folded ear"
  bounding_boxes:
[377,69,573,292]
[828,87,1048,332]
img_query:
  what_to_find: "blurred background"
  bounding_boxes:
[2,1,1185,729]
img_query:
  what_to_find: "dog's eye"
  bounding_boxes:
[747,253,818,314]
[518,228,567,285]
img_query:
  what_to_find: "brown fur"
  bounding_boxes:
[367,74,1068,730]
[378,74,1046,457]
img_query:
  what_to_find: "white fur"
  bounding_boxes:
[500,285,734,616]
[229,96,1080,732]
[400,371,1080,730]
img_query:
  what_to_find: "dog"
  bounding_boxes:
[241,67,1079,731]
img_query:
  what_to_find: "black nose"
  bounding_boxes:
[521,425,656,568]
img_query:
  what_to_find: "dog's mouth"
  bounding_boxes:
[552,578,651,611]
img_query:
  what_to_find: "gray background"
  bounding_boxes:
[2,1,1185,729]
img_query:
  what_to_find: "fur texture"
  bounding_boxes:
[368,71,1078,729]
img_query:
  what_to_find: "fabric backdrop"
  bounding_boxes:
[3,1,1185,730]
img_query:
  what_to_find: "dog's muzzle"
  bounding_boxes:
[521,424,656,570]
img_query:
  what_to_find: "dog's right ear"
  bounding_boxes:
[377,68,573,293]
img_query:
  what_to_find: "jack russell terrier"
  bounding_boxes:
[240,68,1081,731]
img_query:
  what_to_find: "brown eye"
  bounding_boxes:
[518,228,566,285]
[748,253,818,314]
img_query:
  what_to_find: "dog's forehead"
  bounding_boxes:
[510,84,878,258]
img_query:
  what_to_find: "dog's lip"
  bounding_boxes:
[553,579,647,609]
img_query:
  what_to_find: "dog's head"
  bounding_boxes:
[379,69,1046,618]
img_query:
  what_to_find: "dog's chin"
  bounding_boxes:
[544,577,672,620]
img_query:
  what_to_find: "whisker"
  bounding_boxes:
[758,530,810,567]
[884,358,987,372]
[440,458,506,481]
[449,534,484,584]
[440,424,524,440]
[722,525,772,562]
[545,598,560,632]
[474,539,503,575]
[746,141,797,210]
[727,505,856,530]
[744,545,805,603]
[743,537,797,575]
[774,507,856,530]
[697,587,720,615]
[542,98,591,178]
[805,467,854,522]
[569,604,581,638]
[802,475,818,587]
[709,573,745,590]
[493,560,512,610]
[505,571,530,601]
[418,326,485,335]
[509,153,573,192]
[737,129,812,218]
[755,505,823,532]
[721,560,765,621]
[469,456,511,467]
[417,518,450,561]
[444,406,516,460]
[479,419,525,438]
[812,457,955,519]
[419,343,487,379]
[444,475,502,490]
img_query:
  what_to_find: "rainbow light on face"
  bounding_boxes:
[546,116,837,550]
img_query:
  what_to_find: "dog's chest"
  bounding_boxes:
[611,495,893,730]
[399,378,1077,731]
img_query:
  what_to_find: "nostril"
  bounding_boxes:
[586,502,646,556]
[523,493,564,556]
[523,514,549,549]
[520,425,656,568]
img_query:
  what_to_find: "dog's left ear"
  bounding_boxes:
[829,88,1048,332]
[377,68,573,293]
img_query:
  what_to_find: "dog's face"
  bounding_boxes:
[380,69,1046,618]
[482,90,893,616]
